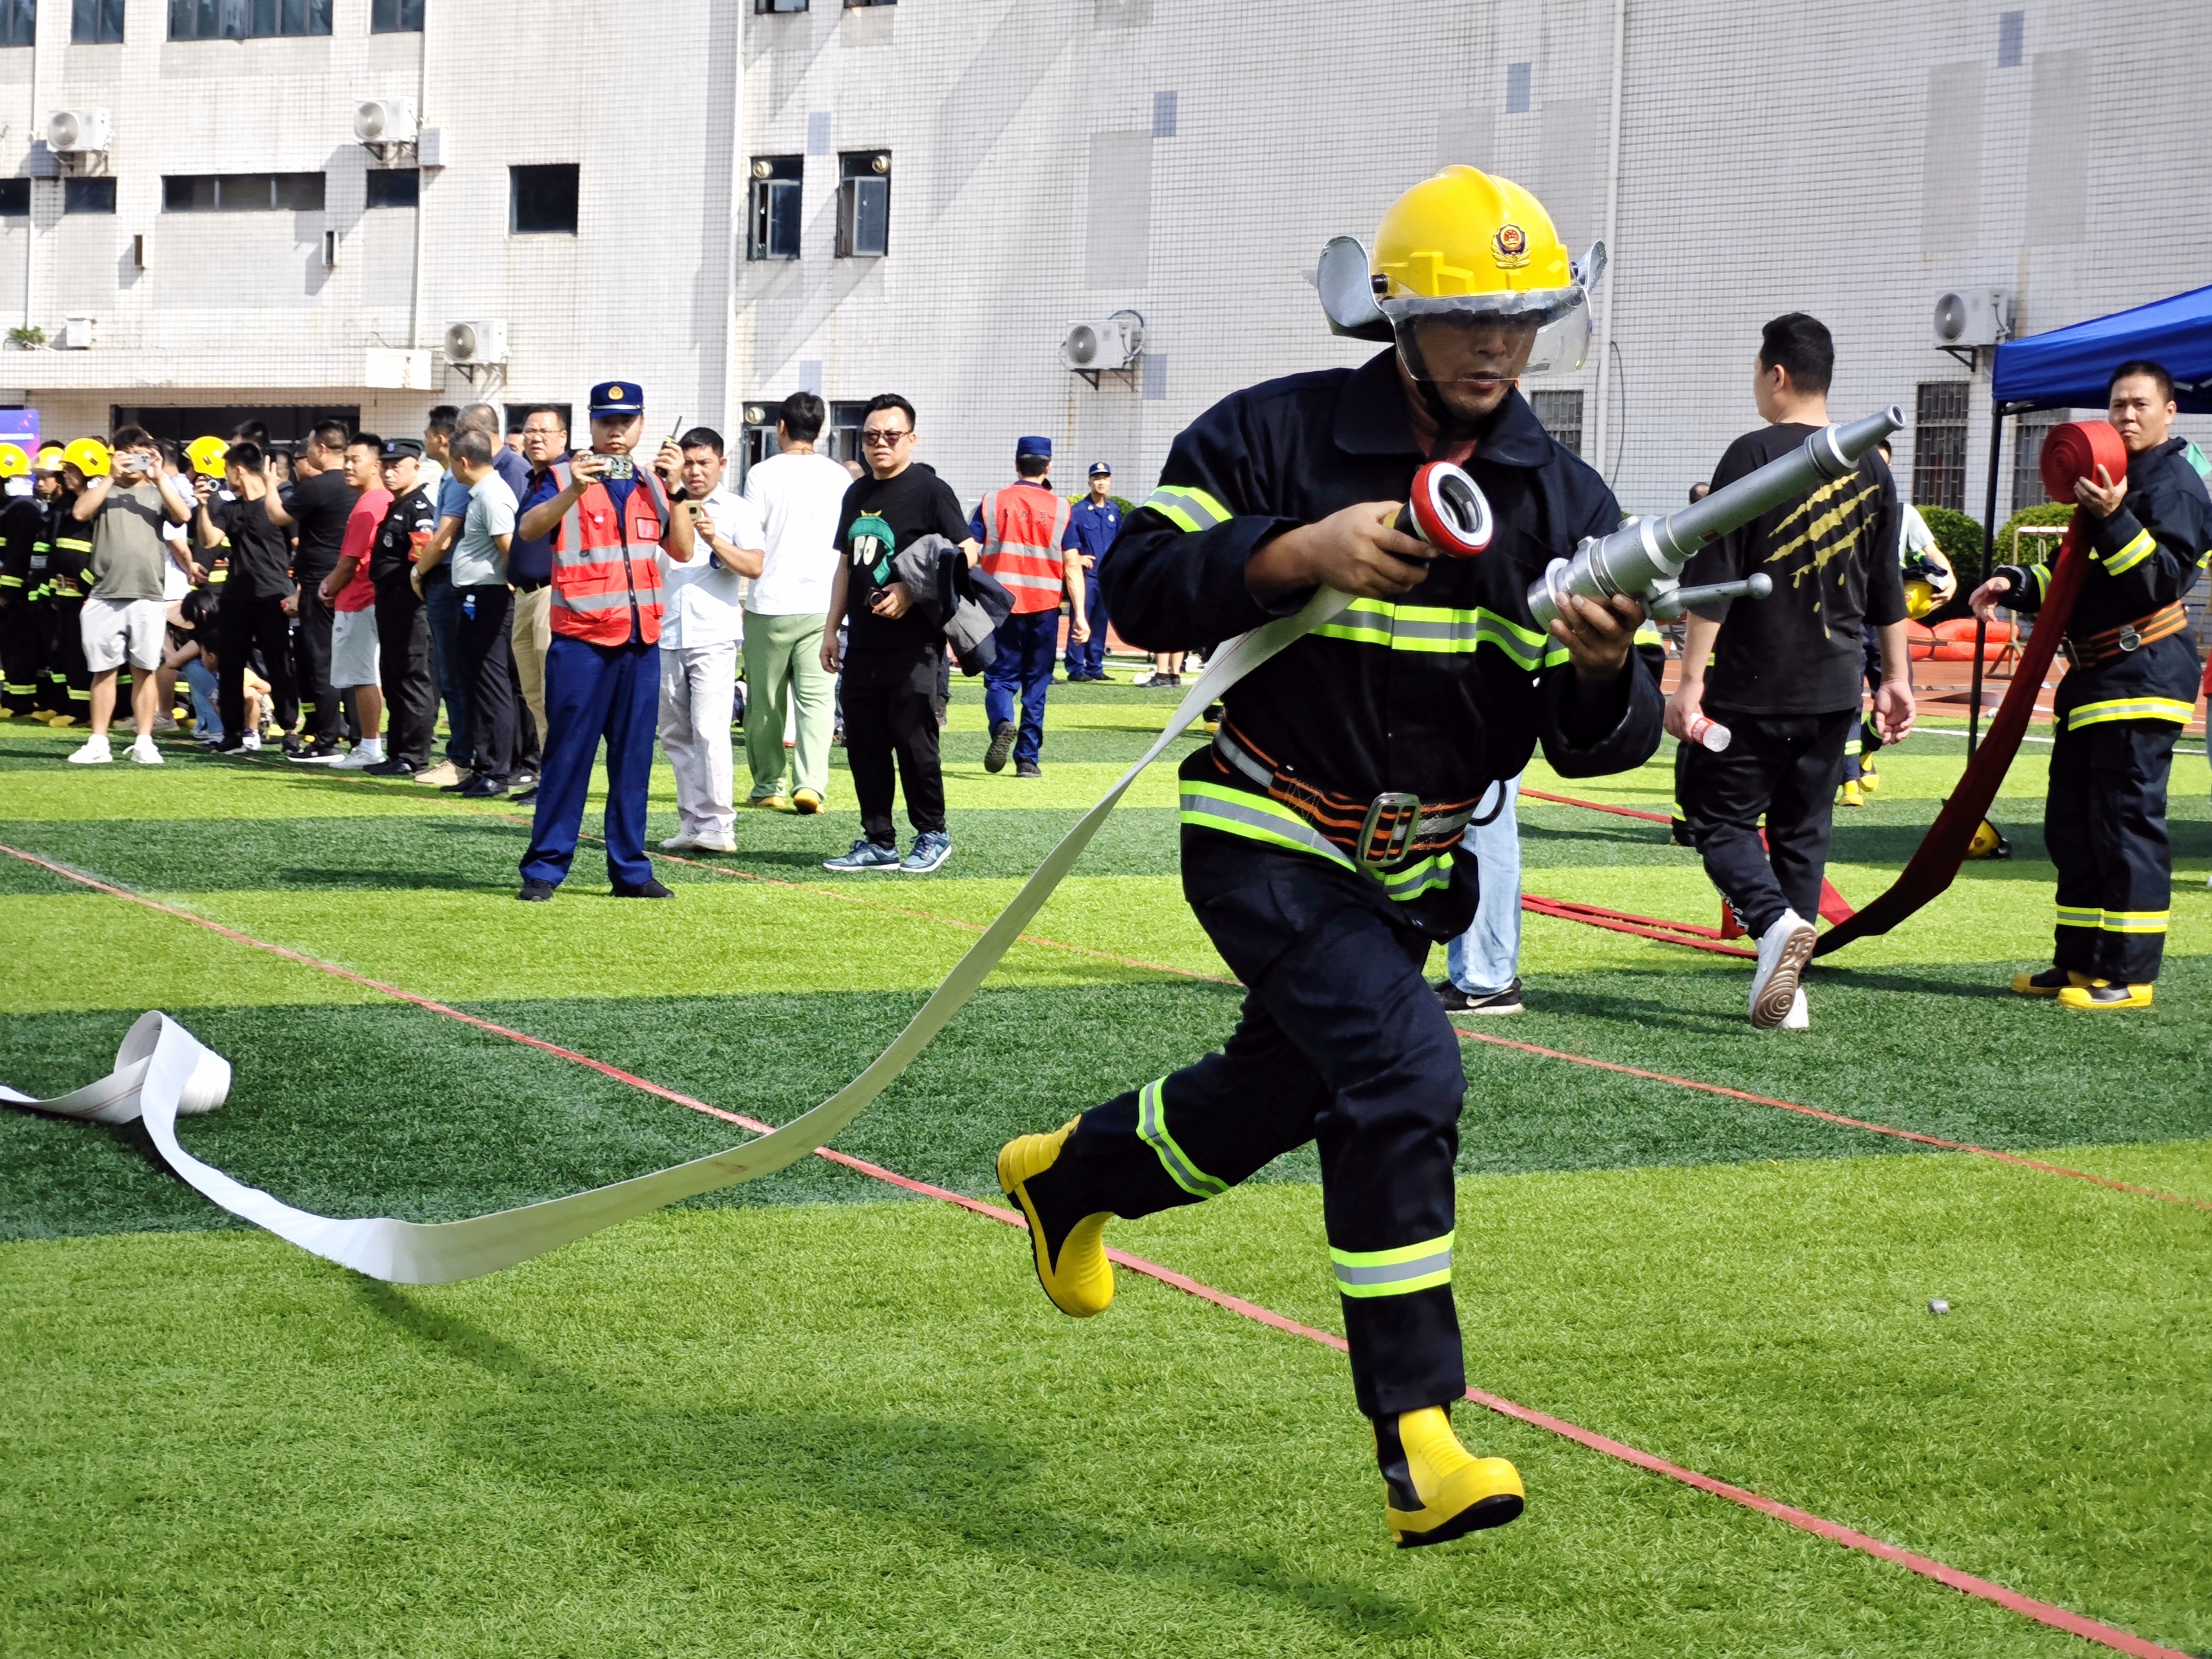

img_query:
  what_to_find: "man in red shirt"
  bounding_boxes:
[315,434,395,769]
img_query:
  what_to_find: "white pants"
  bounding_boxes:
[658,643,739,839]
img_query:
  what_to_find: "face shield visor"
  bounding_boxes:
[1380,284,1589,387]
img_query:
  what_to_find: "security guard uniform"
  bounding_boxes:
[1062,468,1120,679]
[1995,435,2211,1004]
[367,450,442,771]
[997,166,1660,1550]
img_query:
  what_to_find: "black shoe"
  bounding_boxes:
[280,734,306,759]
[1436,977,1524,1015]
[459,775,508,799]
[517,879,556,902]
[509,767,539,792]
[439,775,475,794]
[1015,759,1041,778]
[510,786,538,804]
[287,738,343,764]
[611,877,675,899]
[362,757,417,776]
[984,719,1017,773]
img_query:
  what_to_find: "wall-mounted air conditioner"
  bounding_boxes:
[444,319,508,366]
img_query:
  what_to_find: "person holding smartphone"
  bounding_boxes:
[65,428,196,764]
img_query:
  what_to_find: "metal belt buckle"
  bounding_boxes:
[1357,791,1422,869]
[2117,624,2143,653]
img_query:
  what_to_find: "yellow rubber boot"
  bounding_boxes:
[2057,979,2154,1011]
[997,1117,1114,1318]
[1858,760,1881,792]
[1839,779,1865,808]
[2010,967,2090,997]
[1377,1405,1524,1547]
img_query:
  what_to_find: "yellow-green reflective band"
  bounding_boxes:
[1632,620,1664,647]
[1141,484,1231,534]
[2099,910,2170,935]
[1375,852,1453,900]
[2066,697,2194,730]
[1314,598,1562,668]
[2031,562,2053,596]
[0,574,18,588]
[2054,905,2101,929]
[1136,1079,1228,1199]
[2101,530,2156,576]
[1331,1231,1455,1299]
[1179,782,1456,903]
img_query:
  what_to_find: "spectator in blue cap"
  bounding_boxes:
[1062,460,1120,681]
[970,435,1085,778]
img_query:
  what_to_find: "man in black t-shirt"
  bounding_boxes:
[1668,314,1914,1029]
[362,439,442,774]
[284,421,361,756]
[195,440,302,751]
[818,393,975,872]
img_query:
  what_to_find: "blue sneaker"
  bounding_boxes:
[900,830,952,873]
[823,837,901,872]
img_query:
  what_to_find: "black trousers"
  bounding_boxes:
[843,647,945,844]
[1037,839,1468,1418]
[216,591,297,740]
[457,584,517,784]
[292,584,342,741]
[0,594,42,714]
[42,594,89,714]
[372,577,436,768]
[1845,632,1885,782]
[2047,717,2177,984]
[1681,707,1853,939]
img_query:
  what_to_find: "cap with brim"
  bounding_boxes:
[1016,435,1052,459]
[1088,461,1112,476]
[380,438,424,461]
[590,380,646,416]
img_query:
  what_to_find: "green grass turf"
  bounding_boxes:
[2,694,2207,1655]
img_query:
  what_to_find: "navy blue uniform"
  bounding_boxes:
[1028,350,1661,1417]
[1062,494,1120,678]
[1997,436,2211,983]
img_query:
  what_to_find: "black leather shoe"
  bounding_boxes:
[517,879,556,902]
[459,775,508,799]
[510,786,538,804]
[610,877,675,899]
[362,757,416,776]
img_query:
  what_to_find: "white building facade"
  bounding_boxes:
[4,0,2206,527]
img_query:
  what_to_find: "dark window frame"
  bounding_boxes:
[844,0,895,9]
[0,178,28,215]
[1529,389,1585,458]
[74,0,125,43]
[835,151,888,259]
[162,171,327,213]
[748,155,802,261]
[2011,409,2067,513]
[169,0,334,39]
[1913,380,1971,512]
[827,399,871,467]
[510,163,580,237]
[753,0,808,11]
[64,177,117,214]
[370,0,424,30]
[364,169,420,210]
[0,0,34,47]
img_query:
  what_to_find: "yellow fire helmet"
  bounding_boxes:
[63,436,111,478]
[1370,166,1597,381]
[1965,818,2012,860]
[0,442,29,478]
[33,443,65,474]
[1903,577,1939,619]
[186,435,230,478]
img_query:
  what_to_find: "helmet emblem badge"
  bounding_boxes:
[1491,223,1530,270]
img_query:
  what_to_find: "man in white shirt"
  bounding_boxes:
[739,391,851,814]
[419,428,519,799]
[659,427,766,853]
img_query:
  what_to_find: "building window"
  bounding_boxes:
[0,1,33,47]
[0,178,27,215]
[827,400,871,467]
[163,172,327,211]
[1913,380,1970,512]
[1505,62,1532,114]
[748,155,802,260]
[1530,390,1585,458]
[74,0,123,41]
[742,406,781,474]
[836,151,888,258]
[170,0,333,38]
[370,0,423,30]
[64,177,116,214]
[753,0,807,11]
[2011,410,2066,512]
[1996,9,2024,67]
[510,164,579,235]
[844,0,894,9]
[364,169,419,209]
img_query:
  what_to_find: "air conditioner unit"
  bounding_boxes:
[57,316,94,350]
[353,98,418,148]
[1932,288,2011,350]
[45,109,110,156]
[444,319,508,366]
[1060,310,1145,374]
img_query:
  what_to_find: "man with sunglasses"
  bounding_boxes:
[819,393,975,873]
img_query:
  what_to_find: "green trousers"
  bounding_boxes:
[741,609,833,802]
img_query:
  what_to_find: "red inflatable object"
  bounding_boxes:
[1931,640,2006,662]
[1933,617,2014,643]
[2039,420,2127,499]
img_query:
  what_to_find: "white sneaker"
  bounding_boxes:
[67,735,113,765]
[131,735,163,766]
[332,742,383,770]
[1749,909,1817,1028]
[241,730,262,752]
[690,832,736,854]
[1780,987,1809,1029]
[659,831,699,851]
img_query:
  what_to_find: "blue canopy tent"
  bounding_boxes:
[1956,283,2212,747]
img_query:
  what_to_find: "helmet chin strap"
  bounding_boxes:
[1397,332,1485,460]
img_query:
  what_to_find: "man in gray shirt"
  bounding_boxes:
[426,427,519,798]
[68,427,194,766]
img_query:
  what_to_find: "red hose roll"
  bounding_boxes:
[2039,420,2128,499]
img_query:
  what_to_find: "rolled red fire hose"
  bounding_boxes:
[1814,421,2119,956]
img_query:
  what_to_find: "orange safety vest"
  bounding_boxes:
[546,459,673,646]
[979,482,1073,616]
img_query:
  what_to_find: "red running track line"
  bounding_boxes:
[1522,893,1755,958]
[1452,1024,2210,1212]
[1521,787,1671,823]
[5,840,2198,1655]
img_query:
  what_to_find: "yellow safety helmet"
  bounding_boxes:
[1370,166,1594,380]
[63,436,111,478]
[186,435,230,478]
[1965,818,2011,860]
[0,442,29,478]
[33,443,64,474]
[1903,578,1939,620]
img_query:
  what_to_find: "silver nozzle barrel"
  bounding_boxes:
[1647,572,1773,622]
[1528,404,1904,629]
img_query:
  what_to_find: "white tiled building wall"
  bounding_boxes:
[5,0,2206,531]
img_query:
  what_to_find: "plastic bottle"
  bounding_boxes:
[1685,714,1730,752]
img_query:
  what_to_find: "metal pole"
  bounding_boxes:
[1590,0,1627,482]
[1967,393,2005,757]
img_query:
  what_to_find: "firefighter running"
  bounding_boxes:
[1971,360,2212,1010]
[996,168,1662,1547]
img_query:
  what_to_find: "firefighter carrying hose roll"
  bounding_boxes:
[995,166,1662,1548]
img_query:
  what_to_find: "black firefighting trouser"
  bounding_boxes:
[1036,836,1468,1418]
[292,583,344,742]
[0,593,41,714]
[2047,716,2177,985]
[41,592,88,715]
[1681,707,1853,939]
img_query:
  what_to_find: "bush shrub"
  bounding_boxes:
[1993,502,2075,565]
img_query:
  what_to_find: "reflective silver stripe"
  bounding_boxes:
[1330,1231,1454,1299]
[1213,729,1273,790]
[1136,1079,1228,1198]
[995,569,1065,592]
[1179,783,1352,867]
[549,588,638,612]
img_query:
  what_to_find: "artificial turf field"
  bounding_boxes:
[2,682,2208,1658]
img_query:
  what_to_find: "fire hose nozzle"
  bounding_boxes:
[1647,571,1773,622]
[1526,405,1904,630]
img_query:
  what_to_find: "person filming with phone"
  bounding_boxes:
[63,429,197,766]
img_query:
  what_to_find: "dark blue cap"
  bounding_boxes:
[1088,460,1112,476]
[380,437,424,461]
[590,380,646,416]
[1015,434,1052,459]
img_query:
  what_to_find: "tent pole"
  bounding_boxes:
[1967,398,2005,758]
